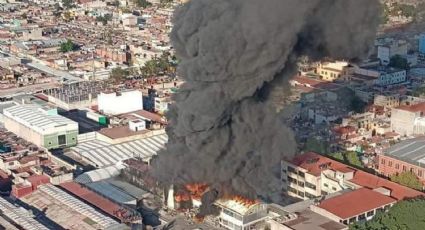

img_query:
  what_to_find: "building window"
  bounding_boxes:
[403,165,407,172]
[288,187,297,194]
[381,159,386,165]
[367,211,374,217]
[321,191,328,196]
[288,177,298,184]
[298,171,305,177]
[324,183,329,188]
[349,217,356,223]
[281,178,286,183]
[305,192,316,199]
[395,164,399,170]
[48,142,52,145]
[282,168,287,174]
[419,170,423,178]
[332,187,337,191]
[288,166,296,173]
[298,181,305,187]
[358,214,366,220]
[297,191,304,197]
[305,182,317,190]
[388,161,392,167]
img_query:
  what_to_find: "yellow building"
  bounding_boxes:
[316,61,354,81]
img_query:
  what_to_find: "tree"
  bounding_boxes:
[350,197,425,230]
[59,39,77,53]
[350,96,367,113]
[110,67,130,84]
[304,138,329,154]
[390,171,423,191]
[330,151,364,169]
[62,0,75,9]
[133,0,152,8]
[389,55,409,70]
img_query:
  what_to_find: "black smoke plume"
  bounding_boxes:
[152,0,380,215]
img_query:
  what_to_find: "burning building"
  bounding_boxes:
[215,197,268,230]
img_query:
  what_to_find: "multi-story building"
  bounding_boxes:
[377,136,425,187]
[316,61,354,81]
[374,93,401,108]
[215,199,269,230]
[375,68,406,86]
[281,152,422,201]
[3,105,78,149]
[390,102,425,136]
[98,90,144,115]
[377,38,408,65]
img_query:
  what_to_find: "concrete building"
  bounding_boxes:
[374,94,400,108]
[215,199,268,230]
[375,68,406,86]
[377,39,408,65]
[419,33,425,54]
[98,90,143,115]
[391,102,425,136]
[281,152,423,201]
[377,137,425,186]
[310,188,396,225]
[3,105,78,149]
[316,61,354,81]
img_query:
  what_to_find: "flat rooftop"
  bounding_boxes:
[384,136,425,165]
[280,209,347,230]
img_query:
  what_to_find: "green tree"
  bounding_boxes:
[304,138,329,154]
[389,54,409,70]
[350,197,425,230]
[412,86,425,97]
[350,96,367,113]
[330,151,364,169]
[390,171,423,191]
[62,0,75,9]
[133,0,152,8]
[110,67,130,83]
[96,14,112,26]
[59,39,77,53]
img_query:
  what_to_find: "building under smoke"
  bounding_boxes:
[153,0,380,217]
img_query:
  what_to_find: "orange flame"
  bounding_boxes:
[230,195,258,207]
[185,183,208,200]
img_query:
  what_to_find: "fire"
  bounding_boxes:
[230,195,258,207]
[185,183,208,199]
[174,193,191,202]
[194,215,205,223]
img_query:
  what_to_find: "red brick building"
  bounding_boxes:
[377,137,425,187]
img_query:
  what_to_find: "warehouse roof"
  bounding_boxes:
[384,136,425,165]
[3,105,78,134]
[72,133,167,168]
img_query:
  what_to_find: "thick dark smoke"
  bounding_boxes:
[152,0,380,215]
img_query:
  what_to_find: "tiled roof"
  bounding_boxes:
[396,102,425,113]
[288,152,424,200]
[317,188,396,219]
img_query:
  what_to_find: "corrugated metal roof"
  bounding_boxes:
[72,134,167,168]
[75,164,125,184]
[0,196,49,230]
[4,105,78,134]
[39,184,120,229]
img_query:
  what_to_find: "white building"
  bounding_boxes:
[376,69,406,86]
[215,199,268,230]
[98,90,143,115]
[3,105,78,149]
[391,102,425,136]
[377,39,408,65]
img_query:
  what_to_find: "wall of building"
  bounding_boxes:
[377,154,425,186]
[390,108,418,136]
[3,116,43,147]
[98,91,143,115]
[43,131,78,149]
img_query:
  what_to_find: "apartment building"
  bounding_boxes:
[316,61,354,81]
[391,102,425,136]
[281,152,422,201]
